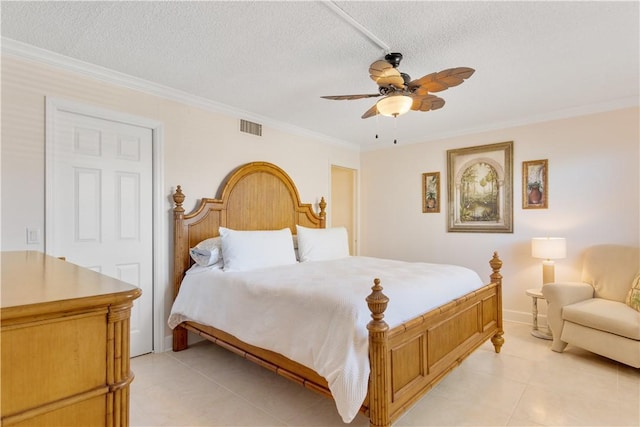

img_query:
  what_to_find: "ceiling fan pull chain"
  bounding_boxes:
[375,111,379,139]
[393,116,398,144]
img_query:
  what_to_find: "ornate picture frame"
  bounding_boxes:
[447,141,513,233]
[523,159,548,209]
[422,172,440,213]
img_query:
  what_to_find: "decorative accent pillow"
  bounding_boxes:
[292,234,299,261]
[219,227,297,272]
[296,225,350,262]
[625,273,640,312]
[189,237,222,267]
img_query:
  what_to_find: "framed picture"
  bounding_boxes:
[422,172,440,213]
[447,141,513,233]
[523,159,548,209]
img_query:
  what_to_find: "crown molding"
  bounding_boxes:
[1,37,360,151]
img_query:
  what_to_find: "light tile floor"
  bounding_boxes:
[130,321,640,426]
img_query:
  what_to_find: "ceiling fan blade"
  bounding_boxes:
[409,67,475,94]
[321,94,381,100]
[369,60,404,89]
[411,94,446,112]
[361,104,378,119]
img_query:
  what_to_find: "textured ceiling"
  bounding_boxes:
[1,1,638,149]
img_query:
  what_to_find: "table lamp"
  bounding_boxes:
[531,237,566,285]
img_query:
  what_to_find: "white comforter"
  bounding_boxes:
[168,256,483,423]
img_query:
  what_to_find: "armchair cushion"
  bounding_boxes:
[625,273,640,312]
[563,298,640,340]
[581,245,640,302]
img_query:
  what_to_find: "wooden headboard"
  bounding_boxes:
[172,161,326,299]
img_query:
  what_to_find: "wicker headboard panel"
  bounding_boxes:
[172,161,326,298]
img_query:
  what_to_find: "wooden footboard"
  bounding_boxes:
[366,252,504,427]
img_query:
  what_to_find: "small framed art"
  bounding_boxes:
[422,172,440,213]
[523,159,548,209]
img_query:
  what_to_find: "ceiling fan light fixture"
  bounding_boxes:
[376,94,413,117]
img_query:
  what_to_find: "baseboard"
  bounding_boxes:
[163,335,173,352]
[503,308,547,327]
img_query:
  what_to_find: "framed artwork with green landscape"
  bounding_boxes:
[447,141,513,233]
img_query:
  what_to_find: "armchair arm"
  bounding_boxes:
[542,282,594,352]
[542,281,594,306]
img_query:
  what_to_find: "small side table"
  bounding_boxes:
[525,288,553,340]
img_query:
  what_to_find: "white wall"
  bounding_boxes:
[1,55,359,347]
[360,107,640,323]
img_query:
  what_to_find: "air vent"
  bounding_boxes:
[240,119,262,136]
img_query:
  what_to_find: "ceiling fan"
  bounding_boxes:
[321,53,475,119]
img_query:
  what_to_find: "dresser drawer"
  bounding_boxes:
[1,310,108,417]
[9,395,106,427]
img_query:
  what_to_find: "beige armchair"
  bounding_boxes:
[542,244,640,368]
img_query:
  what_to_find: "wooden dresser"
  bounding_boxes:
[1,251,141,427]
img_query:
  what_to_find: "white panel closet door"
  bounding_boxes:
[48,110,153,357]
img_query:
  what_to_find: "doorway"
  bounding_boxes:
[330,165,357,255]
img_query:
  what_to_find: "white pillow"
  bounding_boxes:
[219,227,297,272]
[189,237,222,266]
[296,225,350,262]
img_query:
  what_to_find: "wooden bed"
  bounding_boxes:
[172,161,504,427]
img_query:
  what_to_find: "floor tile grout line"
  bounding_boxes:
[165,350,310,426]
[504,381,534,426]
[160,348,364,426]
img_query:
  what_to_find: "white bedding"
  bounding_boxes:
[168,256,483,423]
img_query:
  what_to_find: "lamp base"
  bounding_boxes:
[542,260,555,285]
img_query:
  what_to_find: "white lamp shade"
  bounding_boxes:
[531,237,567,260]
[376,94,413,117]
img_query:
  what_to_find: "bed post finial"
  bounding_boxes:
[489,251,502,286]
[366,278,389,327]
[489,251,505,353]
[319,197,327,228]
[173,185,185,214]
[366,278,391,427]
